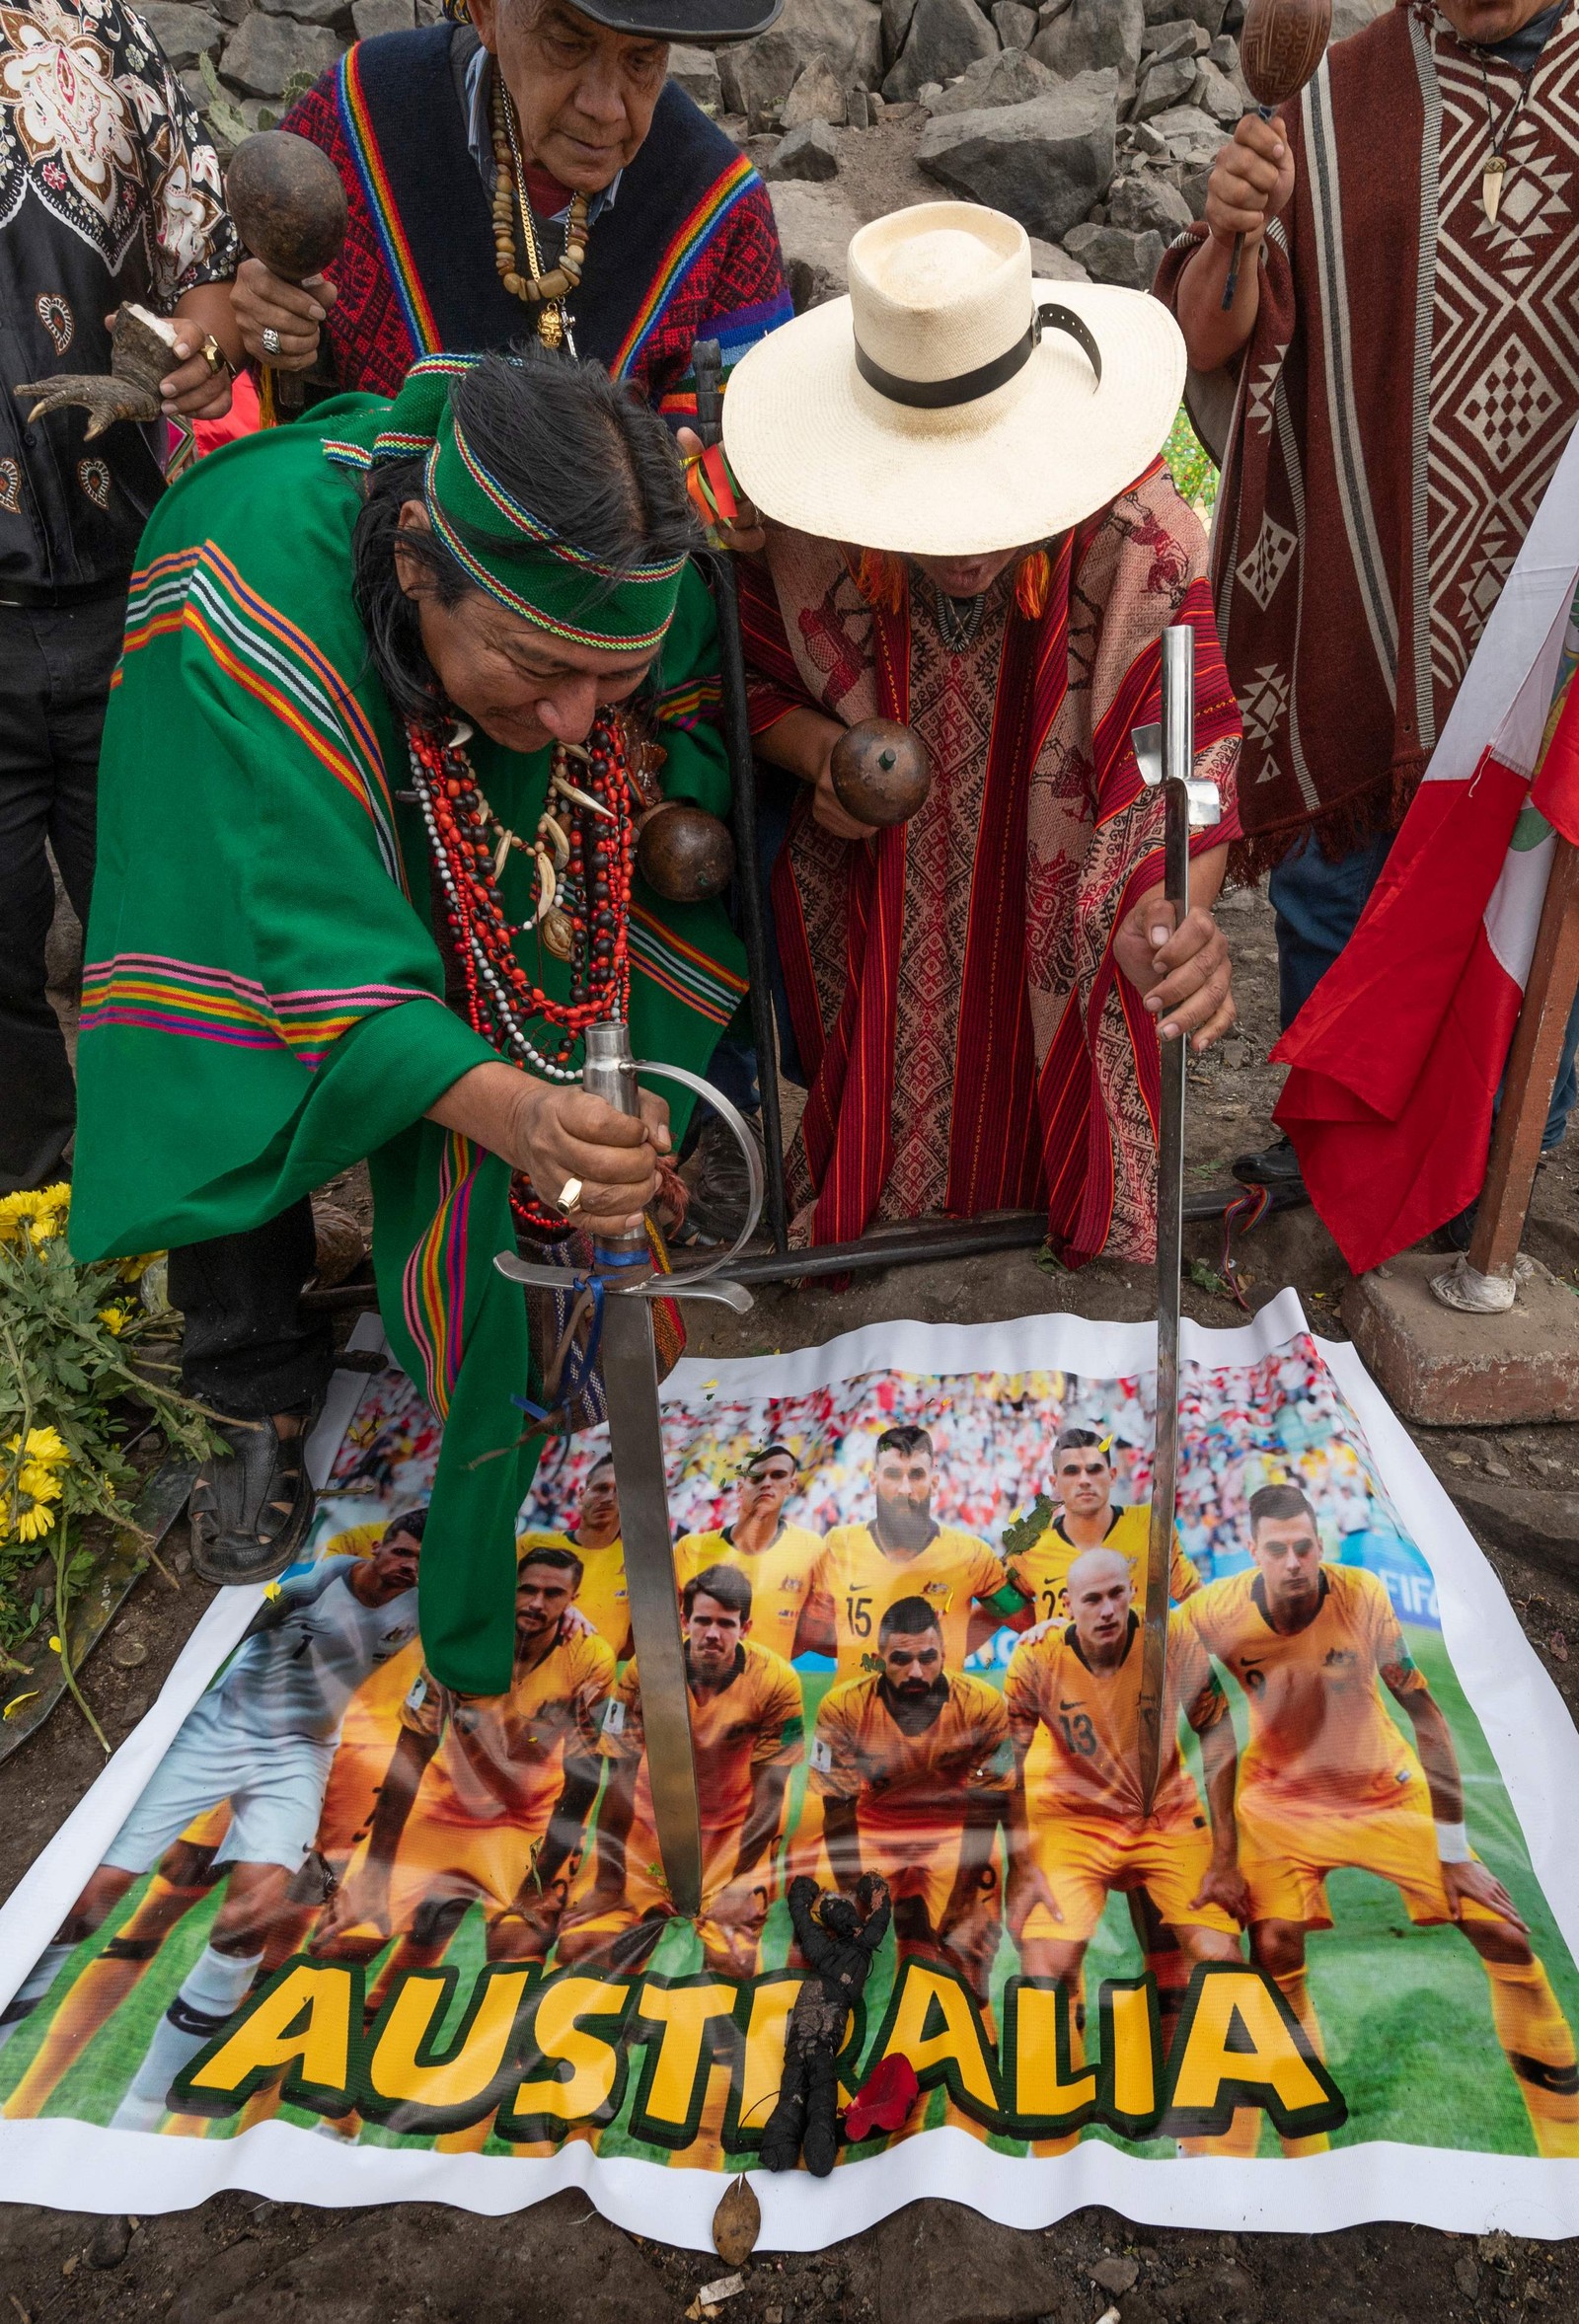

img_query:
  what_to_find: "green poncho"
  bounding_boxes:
[71,397,746,1693]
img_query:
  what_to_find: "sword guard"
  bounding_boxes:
[1130,721,1220,830]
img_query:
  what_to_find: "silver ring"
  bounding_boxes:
[260,327,282,358]
[557,1176,583,1213]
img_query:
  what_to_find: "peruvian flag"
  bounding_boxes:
[1272,427,1579,1275]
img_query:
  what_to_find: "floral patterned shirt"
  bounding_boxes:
[0,0,239,591]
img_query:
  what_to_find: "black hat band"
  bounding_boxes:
[852,302,1103,411]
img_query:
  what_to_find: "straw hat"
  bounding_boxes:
[722,202,1187,558]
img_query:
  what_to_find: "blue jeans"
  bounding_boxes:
[1269,827,1579,1150]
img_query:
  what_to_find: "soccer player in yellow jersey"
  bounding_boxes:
[1004,1548,1247,1990]
[518,1455,630,1659]
[559,1564,805,1978]
[810,1598,1014,2002]
[1184,1483,1579,2159]
[317,1546,613,1976]
[1006,1428,1200,1625]
[1005,1425,1204,2042]
[798,1426,1026,1681]
[674,1444,822,1664]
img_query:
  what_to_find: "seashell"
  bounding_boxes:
[14,303,181,439]
[712,2174,760,2267]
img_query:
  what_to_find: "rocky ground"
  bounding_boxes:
[7,883,1579,2318]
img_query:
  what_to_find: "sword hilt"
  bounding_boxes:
[493,1018,762,1313]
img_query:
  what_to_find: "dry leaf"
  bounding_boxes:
[712,2174,760,2266]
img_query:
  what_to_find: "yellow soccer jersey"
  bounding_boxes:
[809,1671,1014,1834]
[674,1523,822,1659]
[601,1639,803,1835]
[1008,1504,1200,1628]
[1005,1610,1223,1830]
[518,1528,631,1659]
[1182,1564,1428,1815]
[402,1629,614,1833]
[810,1524,1015,1681]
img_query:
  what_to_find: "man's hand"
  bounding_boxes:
[1006,1857,1062,1941]
[1204,114,1296,253]
[809,723,877,845]
[1444,1858,1528,1931]
[557,1603,597,1642]
[505,1079,671,1235]
[675,424,766,555]
[312,1871,387,1949]
[231,257,337,374]
[711,1876,768,1932]
[1114,892,1236,1052]
[1192,1860,1252,1926]
[106,309,232,422]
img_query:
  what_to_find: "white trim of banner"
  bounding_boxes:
[3,1293,1578,2245]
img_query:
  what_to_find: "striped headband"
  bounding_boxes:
[322,355,685,653]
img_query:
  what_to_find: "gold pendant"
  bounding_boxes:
[541,905,573,961]
[1483,154,1507,224]
[537,302,564,350]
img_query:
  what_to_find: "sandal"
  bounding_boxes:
[189,1404,320,1587]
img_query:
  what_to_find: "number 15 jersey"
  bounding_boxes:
[810,1523,1015,1682]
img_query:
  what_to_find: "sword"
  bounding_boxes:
[1131,626,1219,1814]
[495,1022,763,1917]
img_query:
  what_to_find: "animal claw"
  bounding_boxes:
[14,376,161,433]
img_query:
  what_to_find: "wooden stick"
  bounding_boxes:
[1467,835,1579,1279]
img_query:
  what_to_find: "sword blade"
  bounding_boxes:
[1137,626,1193,1815]
[599,1291,705,1917]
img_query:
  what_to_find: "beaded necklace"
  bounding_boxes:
[408,712,635,1227]
[489,77,587,350]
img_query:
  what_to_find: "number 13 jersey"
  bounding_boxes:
[811,1524,1012,1681]
[1005,1611,1226,1831]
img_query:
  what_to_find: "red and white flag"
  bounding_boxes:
[1272,429,1579,1275]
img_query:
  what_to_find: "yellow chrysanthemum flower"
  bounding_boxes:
[19,1463,63,1506]
[16,1425,68,1470]
[97,1305,132,1336]
[116,1250,163,1284]
[0,1190,49,1243]
[16,1502,57,1542]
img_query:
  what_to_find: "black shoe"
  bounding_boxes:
[1231,1132,1311,1213]
[679,1110,765,1246]
[189,1405,320,1586]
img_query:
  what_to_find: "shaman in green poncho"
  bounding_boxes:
[70,351,746,1694]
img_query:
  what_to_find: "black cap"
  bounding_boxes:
[564,0,783,41]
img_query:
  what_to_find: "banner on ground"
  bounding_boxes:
[1,1291,1576,2248]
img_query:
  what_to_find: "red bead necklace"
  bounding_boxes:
[407,711,636,1230]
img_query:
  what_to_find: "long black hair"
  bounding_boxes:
[350,342,704,726]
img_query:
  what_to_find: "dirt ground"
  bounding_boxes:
[5,887,1579,2321]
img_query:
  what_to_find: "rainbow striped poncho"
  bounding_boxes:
[71,400,746,1693]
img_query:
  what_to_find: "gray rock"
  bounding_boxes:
[1207,31,1238,70]
[1133,52,1198,119]
[351,0,413,35]
[668,43,722,110]
[782,54,846,125]
[86,2217,133,2272]
[1446,1484,1579,1585]
[1151,0,1226,27]
[1123,113,1168,156]
[210,0,249,21]
[926,45,1053,114]
[884,0,998,105]
[221,9,343,95]
[720,0,882,126]
[1030,0,1143,95]
[1090,2255,1142,2297]
[1108,167,1193,236]
[875,2204,1069,2324]
[1194,57,1244,125]
[1141,17,1209,61]
[768,181,863,309]
[847,83,871,126]
[1332,0,1390,36]
[766,117,841,179]
[918,79,1117,242]
[1064,220,1164,288]
[255,0,351,28]
[138,2,224,66]
[992,0,1037,47]
[1029,232,1090,280]
[1036,0,1074,22]
[1150,100,1221,162]
[882,0,918,65]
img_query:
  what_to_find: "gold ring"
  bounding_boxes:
[198,333,227,378]
[557,1176,583,1213]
